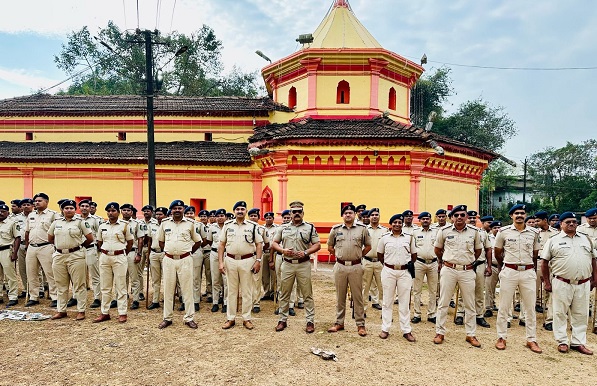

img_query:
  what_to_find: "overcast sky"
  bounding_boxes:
[0,0,594,163]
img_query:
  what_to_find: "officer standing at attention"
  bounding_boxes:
[120,204,144,310]
[0,204,21,307]
[534,210,559,331]
[183,205,201,311]
[15,199,33,299]
[493,204,542,353]
[402,210,419,235]
[248,208,270,313]
[433,205,483,347]
[578,208,597,334]
[147,207,167,310]
[272,201,321,333]
[411,211,439,324]
[262,211,278,300]
[362,208,386,314]
[218,201,264,330]
[48,200,94,320]
[79,199,102,308]
[198,209,213,304]
[138,205,158,302]
[156,200,202,329]
[327,204,371,337]
[207,209,228,313]
[93,202,134,324]
[378,213,416,341]
[541,211,597,355]
[24,193,59,307]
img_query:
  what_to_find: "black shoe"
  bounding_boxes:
[90,299,101,308]
[411,316,421,324]
[476,317,490,328]
[179,296,183,303]
[131,301,139,310]
[543,322,553,331]
[0,298,3,304]
[274,308,279,315]
[110,300,117,308]
[454,316,464,325]
[39,291,45,299]
[67,298,77,307]
[178,303,185,311]
[507,321,511,328]
[50,300,57,308]
[211,304,219,312]
[7,300,18,307]
[512,314,518,319]
[218,297,224,305]
[427,317,436,323]
[207,297,213,303]
[148,302,160,310]
[289,308,296,316]
[535,304,543,313]
[492,306,498,312]
[364,313,367,318]
[519,320,526,327]
[253,306,260,313]
[221,305,227,313]
[514,303,520,312]
[483,309,493,318]
[449,300,456,308]
[18,291,26,299]
[194,303,200,312]
[297,302,304,309]
[394,299,399,304]
[372,303,382,310]
[139,293,145,301]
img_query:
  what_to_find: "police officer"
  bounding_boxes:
[248,208,270,313]
[79,199,102,308]
[411,211,439,324]
[138,205,158,302]
[494,204,542,353]
[0,204,21,307]
[433,204,483,347]
[24,193,59,307]
[147,207,167,310]
[534,210,559,331]
[272,201,320,333]
[16,199,33,299]
[432,209,449,229]
[120,204,144,310]
[156,200,202,329]
[274,209,299,315]
[327,204,371,337]
[363,208,386,314]
[48,200,94,320]
[578,208,597,334]
[207,209,228,313]
[218,201,264,330]
[183,205,201,311]
[198,209,213,303]
[262,211,278,300]
[93,202,134,323]
[355,204,367,223]
[378,213,415,341]
[484,221,502,317]
[402,210,419,235]
[541,211,596,355]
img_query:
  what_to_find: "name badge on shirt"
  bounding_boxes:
[447,235,454,239]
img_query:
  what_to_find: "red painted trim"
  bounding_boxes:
[130,169,144,210]
[20,168,33,197]
[0,119,269,127]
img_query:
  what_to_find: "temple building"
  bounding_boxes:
[0,0,497,240]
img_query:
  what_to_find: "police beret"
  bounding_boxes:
[79,199,91,206]
[120,203,134,210]
[155,207,168,214]
[534,210,549,220]
[508,204,526,215]
[0,200,5,206]
[167,210,172,216]
[209,210,217,216]
[402,210,414,216]
[131,207,138,213]
[559,212,575,222]
[548,214,560,222]
[0,204,9,211]
[142,205,154,211]
[248,208,260,216]
[524,215,536,223]
[184,206,196,214]
[436,209,447,215]
[356,204,367,211]
[60,199,76,209]
[341,204,356,215]
[57,198,69,206]
[281,209,291,216]
[233,201,247,210]
[199,210,209,216]
[585,208,597,217]
[90,201,98,207]
[389,214,404,224]
[553,222,561,230]
[418,211,432,219]
[480,216,494,222]
[10,199,20,205]
[105,202,120,211]
[361,210,370,217]
[450,205,467,216]
[33,192,49,201]
[226,212,234,219]
[215,208,226,216]
[264,212,275,218]
[19,198,33,206]
[467,210,478,217]
[489,221,502,228]
[369,208,380,215]
[169,200,185,210]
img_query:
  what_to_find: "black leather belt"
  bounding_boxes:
[283,256,310,264]
[165,252,191,259]
[0,244,11,251]
[417,258,437,264]
[55,246,81,254]
[85,243,97,250]
[336,259,361,266]
[151,248,162,253]
[30,242,51,247]
[384,262,408,270]
[363,256,379,263]
[554,275,590,285]
[211,248,218,252]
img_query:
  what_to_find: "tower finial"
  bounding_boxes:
[335,0,349,8]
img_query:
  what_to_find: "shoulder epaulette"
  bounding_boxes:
[499,224,513,231]
[439,224,452,231]
[224,219,234,225]
[354,223,366,227]
[331,224,343,230]
[381,231,392,237]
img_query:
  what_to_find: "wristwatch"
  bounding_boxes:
[256,258,262,262]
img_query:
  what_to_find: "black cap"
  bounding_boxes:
[169,200,185,210]
[33,192,49,201]
[281,209,291,216]
[559,212,575,222]
[19,198,33,206]
[480,215,494,222]
[341,204,356,215]
[142,205,154,211]
[120,203,134,210]
[89,201,98,207]
[233,201,247,210]
[0,204,9,211]
[215,209,226,216]
[79,199,91,206]
[418,211,432,219]
[155,207,168,214]
[184,206,196,214]
[435,209,447,215]
[450,205,467,216]
[60,199,77,210]
[389,214,404,224]
[534,210,549,220]
[264,212,275,218]
[209,210,217,216]
[198,210,209,216]
[10,199,20,205]
[105,202,120,211]
[402,210,414,216]
[467,210,478,217]
[508,204,526,215]
[490,221,502,228]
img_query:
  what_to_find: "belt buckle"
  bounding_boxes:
[456,265,464,271]
[371,258,378,262]
[517,265,526,271]
[108,251,115,256]
[345,261,352,266]
[291,259,299,264]
[61,248,69,254]
[570,279,579,285]
[235,255,241,260]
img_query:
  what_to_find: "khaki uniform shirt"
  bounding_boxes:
[378,232,412,266]
[365,224,388,259]
[219,219,263,256]
[125,218,145,242]
[156,217,202,255]
[148,221,162,250]
[538,226,559,252]
[48,217,92,250]
[207,223,225,246]
[411,227,439,261]
[402,224,420,235]
[434,224,482,265]
[97,219,133,251]
[14,213,26,239]
[80,214,100,240]
[493,225,540,265]
[25,209,58,244]
[541,231,596,280]
[578,223,597,249]
[264,224,278,252]
[0,217,20,247]
[273,221,319,252]
[328,222,371,261]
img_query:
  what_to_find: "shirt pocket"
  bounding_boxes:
[116,232,125,243]
[179,232,191,242]
[68,228,80,238]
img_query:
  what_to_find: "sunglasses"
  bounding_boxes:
[562,220,578,225]
[292,209,303,214]
[453,213,467,218]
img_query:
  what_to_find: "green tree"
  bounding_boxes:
[54,21,260,97]
[478,159,517,217]
[410,67,453,127]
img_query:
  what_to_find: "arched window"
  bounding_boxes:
[261,186,273,214]
[336,80,350,104]
[388,87,396,110]
[288,86,297,109]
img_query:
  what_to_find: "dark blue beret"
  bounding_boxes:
[142,205,154,211]
[490,221,502,228]
[467,210,478,217]
[361,210,370,217]
[105,202,120,211]
[233,201,247,210]
[548,214,560,222]
[10,199,20,205]
[508,204,526,215]
[131,207,138,213]
[199,210,209,216]
[209,210,217,216]
[559,212,575,222]
[480,216,494,222]
[90,201,98,207]
[184,206,196,214]
[368,208,380,215]
[418,211,432,219]
[19,198,33,206]
[0,204,9,211]
[402,210,414,216]
[78,199,91,206]
[120,203,134,210]
[155,207,168,214]
[356,204,367,211]
[450,205,467,216]
[436,209,447,215]
[341,204,356,215]
[389,214,404,224]
[248,208,260,216]
[215,209,226,216]
[226,212,234,219]
[57,198,69,206]
[281,209,291,216]
[60,199,76,210]
[0,200,6,206]
[169,200,185,210]
[264,212,275,218]
[33,192,49,201]
[585,208,597,217]
[525,215,536,223]
[534,210,549,220]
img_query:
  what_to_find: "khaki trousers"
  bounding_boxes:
[484,265,499,310]
[252,258,264,306]
[552,279,590,346]
[85,247,101,301]
[261,251,273,296]
[52,250,87,312]
[279,260,314,323]
[192,250,202,303]
[362,259,383,313]
[225,256,254,321]
[536,262,553,324]
[210,252,227,305]
[149,251,164,303]
[381,266,413,333]
[99,252,128,315]
[17,245,27,290]
[436,266,476,336]
[163,255,195,322]
[275,254,296,307]
[413,260,438,318]
[26,244,56,301]
[334,262,365,327]
[0,248,18,300]
[496,267,537,341]
[138,246,149,294]
[126,251,141,302]
[457,262,486,317]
